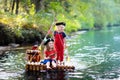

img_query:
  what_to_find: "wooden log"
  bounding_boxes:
[57,66,60,70]
[25,64,75,72]
[25,64,29,71]
[71,66,74,69]
[63,66,66,71]
[36,65,39,71]
[43,65,47,70]
[39,64,42,71]
[29,65,33,71]
[33,64,36,71]
[62,66,66,71]
[65,66,68,71]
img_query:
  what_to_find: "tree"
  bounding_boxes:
[30,0,43,13]
[11,0,19,14]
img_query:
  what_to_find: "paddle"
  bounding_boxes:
[38,11,57,51]
[29,11,57,62]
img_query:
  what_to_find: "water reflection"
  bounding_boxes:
[25,71,68,80]
[24,71,96,80]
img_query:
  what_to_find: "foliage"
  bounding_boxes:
[0,0,120,45]
[0,23,15,45]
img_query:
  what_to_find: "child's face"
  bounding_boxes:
[57,25,65,32]
[48,41,54,48]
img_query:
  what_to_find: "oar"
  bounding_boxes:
[38,11,57,51]
[29,11,57,62]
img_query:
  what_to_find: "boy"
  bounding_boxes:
[53,22,67,65]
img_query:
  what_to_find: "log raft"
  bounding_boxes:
[25,49,75,72]
[25,64,75,72]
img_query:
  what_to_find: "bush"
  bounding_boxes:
[0,23,15,45]
[0,23,44,46]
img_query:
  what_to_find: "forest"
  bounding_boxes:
[0,0,120,45]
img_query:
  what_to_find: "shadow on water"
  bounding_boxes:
[24,71,95,80]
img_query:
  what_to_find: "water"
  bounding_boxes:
[0,27,120,80]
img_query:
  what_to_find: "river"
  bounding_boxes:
[0,27,120,80]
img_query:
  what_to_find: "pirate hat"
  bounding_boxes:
[55,22,66,26]
[44,38,54,45]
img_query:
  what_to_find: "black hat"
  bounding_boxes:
[44,38,54,45]
[55,22,66,26]
[33,41,39,47]
[33,44,38,47]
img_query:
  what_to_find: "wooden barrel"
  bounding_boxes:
[26,50,41,62]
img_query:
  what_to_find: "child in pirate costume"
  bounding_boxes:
[53,22,67,65]
[43,38,57,69]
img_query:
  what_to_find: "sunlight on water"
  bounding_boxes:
[113,36,120,41]
[67,27,120,80]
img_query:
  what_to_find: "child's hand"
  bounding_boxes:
[64,45,68,49]
[49,53,55,57]
[46,57,50,59]
[53,57,57,60]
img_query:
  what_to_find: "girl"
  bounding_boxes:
[43,38,57,69]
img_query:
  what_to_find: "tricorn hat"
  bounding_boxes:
[55,22,66,26]
[44,38,54,45]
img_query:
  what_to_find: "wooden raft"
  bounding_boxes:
[25,49,75,72]
[25,64,75,72]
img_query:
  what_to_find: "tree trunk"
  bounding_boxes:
[9,0,13,12]
[4,0,8,12]
[35,0,41,13]
[15,0,19,14]
[11,0,15,14]
[31,0,43,13]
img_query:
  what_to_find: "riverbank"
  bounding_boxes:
[0,45,31,55]
[0,46,11,55]
[0,29,88,55]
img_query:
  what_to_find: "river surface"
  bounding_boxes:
[0,27,120,80]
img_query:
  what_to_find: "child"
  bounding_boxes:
[53,22,67,65]
[43,38,57,69]
[32,44,38,50]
